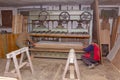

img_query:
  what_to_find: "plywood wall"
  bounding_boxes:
[0,34,19,58]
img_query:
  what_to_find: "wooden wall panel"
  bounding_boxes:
[0,34,5,58]
[0,34,19,58]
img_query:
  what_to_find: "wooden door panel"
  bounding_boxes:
[1,10,12,28]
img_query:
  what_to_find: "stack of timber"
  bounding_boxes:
[12,15,28,33]
[30,41,84,53]
[0,34,19,58]
[12,15,23,33]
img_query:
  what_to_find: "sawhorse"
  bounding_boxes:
[4,47,34,80]
[62,49,80,80]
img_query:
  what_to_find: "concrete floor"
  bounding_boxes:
[0,58,120,80]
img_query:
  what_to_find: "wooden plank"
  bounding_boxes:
[29,48,84,53]
[0,34,5,58]
[2,34,8,57]
[34,42,83,50]
[30,33,90,39]
[91,0,101,44]
[30,42,84,53]
[12,15,23,34]
[107,35,120,61]
[0,34,19,58]
[112,48,120,71]
[0,77,17,80]
[111,17,120,49]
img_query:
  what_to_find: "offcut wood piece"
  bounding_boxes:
[35,42,83,50]
[30,48,84,53]
[0,77,17,80]
[4,47,34,80]
[62,49,80,80]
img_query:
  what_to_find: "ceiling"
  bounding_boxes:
[0,0,120,7]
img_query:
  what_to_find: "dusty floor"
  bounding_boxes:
[0,58,120,80]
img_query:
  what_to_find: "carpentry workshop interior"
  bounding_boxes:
[0,0,120,80]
